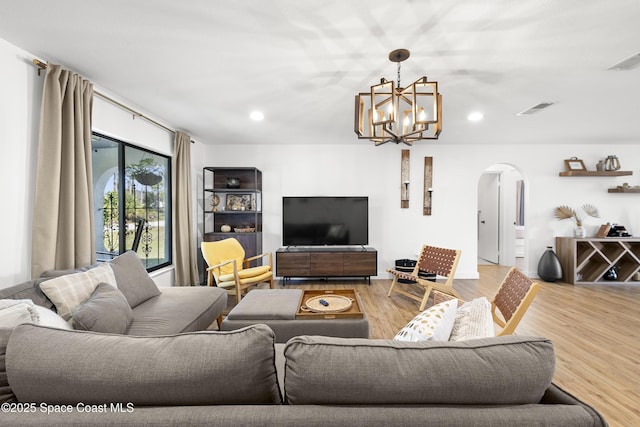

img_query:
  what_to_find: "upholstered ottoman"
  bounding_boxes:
[220,289,369,343]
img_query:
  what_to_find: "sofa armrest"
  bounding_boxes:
[541,383,608,426]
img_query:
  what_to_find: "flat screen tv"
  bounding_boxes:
[282,196,368,246]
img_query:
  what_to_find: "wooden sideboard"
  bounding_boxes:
[276,247,377,283]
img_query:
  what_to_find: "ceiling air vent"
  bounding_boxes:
[517,102,554,116]
[607,52,640,70]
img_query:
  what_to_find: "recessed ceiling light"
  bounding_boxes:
[250,111,264,121]
[467,112,484,122]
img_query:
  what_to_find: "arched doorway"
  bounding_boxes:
[477,164,526,269]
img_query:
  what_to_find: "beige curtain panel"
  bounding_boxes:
[31,64,95,278]
[172,131,199,285]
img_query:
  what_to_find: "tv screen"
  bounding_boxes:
[282,197,368,246]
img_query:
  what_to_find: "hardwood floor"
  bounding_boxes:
[266,267,639,427]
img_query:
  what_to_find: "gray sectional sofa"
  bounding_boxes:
[0,251,228,336]
[0,253,606,426]
[0,324,606,426]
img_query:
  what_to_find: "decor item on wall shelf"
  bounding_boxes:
[220,224,231,233]
[564,157,586,172]
[226,177,240,188]
[354,49,442,146]
[423,157,433,216]
[596,160,605,171]
[553,204,600,237]
[537,246,563,282]
[604,155,621,171]
[400,149,410,208]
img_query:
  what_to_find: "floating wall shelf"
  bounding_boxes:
[559,170,633,177]
[608,187,640,193]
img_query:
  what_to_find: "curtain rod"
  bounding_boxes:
[32,59,194,143]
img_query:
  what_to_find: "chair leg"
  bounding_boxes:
[387,275,399,297]
[216,315,223,330]
[419,285,434,311]
[268,276,274,289]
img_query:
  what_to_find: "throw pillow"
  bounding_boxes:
[0,299,38,327]
[109,251,160,308]
[39,263,116,320]
[393,299,458,341]
[32,306,72,330]
[71,283,133,334]
[449,297,495,341]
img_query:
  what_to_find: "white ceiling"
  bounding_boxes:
[1,0,639,146]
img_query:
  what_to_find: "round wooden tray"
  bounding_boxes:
[301,295,353,313]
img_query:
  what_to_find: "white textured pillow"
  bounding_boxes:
[33,305,72,330]
[449,297,495,341]
[394,299,458,341]
[39,263,117,320]
[0,302,35,328]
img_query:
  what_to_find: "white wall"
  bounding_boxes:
[0,38,42,287]
[206,143,640,279]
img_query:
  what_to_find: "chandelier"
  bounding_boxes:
[354,49,442,146]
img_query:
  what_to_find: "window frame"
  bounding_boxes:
[92,131,172,272]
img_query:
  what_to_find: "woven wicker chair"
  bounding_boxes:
[387,244,461,311]
[432,266,540,336]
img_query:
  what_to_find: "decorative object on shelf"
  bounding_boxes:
[604,155,621,171]
[226,177,240,188]
[603,266,619,281]
[564,157,586,172]
[400,149,410,208]
[608,183,640,193]
[354,48,442,146]
[226,194,252,211]
[234,226,256,233]
[606,224,632,237]
[596,160,605,171]
[537,246,563,282]
[220,224,231,233]
[211,194,220,211]
[423,156,433,216]
[553,204,600,236]
[596,224,612,238]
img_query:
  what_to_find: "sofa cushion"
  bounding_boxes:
[0,279,57,311]
[0,328,16,403]
[39,263,116,320]
[126,286,227,335]
[393,299,458,341]
[284,335,555,405]
[6,323,281,405]
[71,283,133,334]
[109,251,160,308]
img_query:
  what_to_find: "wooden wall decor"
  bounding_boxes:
[401,149,410,208]
[423,157,433,215]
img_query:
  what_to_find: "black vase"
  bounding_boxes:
[538,246,563,282]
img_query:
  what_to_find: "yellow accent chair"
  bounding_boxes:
[387,244,461,311]
[201,238,273,304]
